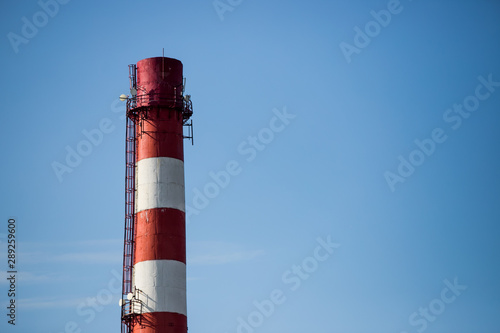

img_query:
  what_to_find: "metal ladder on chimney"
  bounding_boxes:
[121,64,138,333]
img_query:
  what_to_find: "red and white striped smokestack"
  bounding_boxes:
[121,56,193,333]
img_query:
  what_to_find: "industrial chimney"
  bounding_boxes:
[120,57,193,333]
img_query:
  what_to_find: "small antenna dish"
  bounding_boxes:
[119,94,128,101]
[130,88,137,97]
[127,292,134,300]
[119,299,123,307]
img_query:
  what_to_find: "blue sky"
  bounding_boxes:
[1,0,500,332]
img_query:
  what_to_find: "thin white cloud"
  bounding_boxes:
[17,239,122,250]
[14,296,87,310]
[14,239,123,265]
[189,250,265,265]
[50,251,121,264]
[0,271,69,285]
[187,241,265,265]
[18,250,121,265]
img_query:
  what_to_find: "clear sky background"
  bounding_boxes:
[1,0,500,332]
